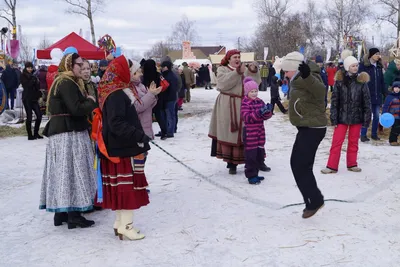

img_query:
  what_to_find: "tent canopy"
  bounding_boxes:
[36,32,105,60]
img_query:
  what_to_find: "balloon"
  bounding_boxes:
[380,113,395,128]
[50,48,63,61]
[63,46,78,55]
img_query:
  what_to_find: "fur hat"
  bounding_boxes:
[130,60,141,74]
[243,77,258,96]
[368,48,380,59]
[344,56,358,71]
[315,55,323,63]
[281,52,304,71]
[340,49,353,61]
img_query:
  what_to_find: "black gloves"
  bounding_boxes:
[298,61,311,79]
[139,133,151,144]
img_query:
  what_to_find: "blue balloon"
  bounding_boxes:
[63,46,78,55]
[275,73,280,80]
[281,84,288,94]
[380,113,395,128]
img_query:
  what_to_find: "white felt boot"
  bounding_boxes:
[113,210,140,236]
[117,210,145,241]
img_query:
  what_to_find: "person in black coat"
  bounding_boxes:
[1,64,19,109]
[271,76,287,114]
[204,64,212,89]
[161,60,179,138]
[21,62,43,140]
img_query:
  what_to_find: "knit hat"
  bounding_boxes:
[344,56,358,71]
[221,49,241,66]
[130,60,141,74]
[392,81,400,88]
[281,51,304,71]
[243,77,258,96]
[99,59,108,67]
[368,48,380,59]
[315,55,323,63]
[341,49,353,61]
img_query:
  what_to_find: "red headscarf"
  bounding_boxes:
[97,55,131,110]
[221,49,241,66]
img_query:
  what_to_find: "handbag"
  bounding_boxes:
[160,75,169,92]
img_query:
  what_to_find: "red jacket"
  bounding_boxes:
[326,66,336,86]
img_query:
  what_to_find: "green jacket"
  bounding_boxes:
[384,60,400,87]
[260,65,269,78]
[43,78,96,137]
[288,61,327,127]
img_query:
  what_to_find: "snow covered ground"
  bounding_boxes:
[1,88,400,267]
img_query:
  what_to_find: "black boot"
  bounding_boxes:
[227,163,237,175]
[33,116,43,139]
[54,212,68,226]
[26,121,35,140]
[260,163,271,172]
[67,211,95,229]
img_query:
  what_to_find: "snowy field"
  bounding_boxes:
[1,88,400,267]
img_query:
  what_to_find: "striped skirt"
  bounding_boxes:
[100,155,149,210]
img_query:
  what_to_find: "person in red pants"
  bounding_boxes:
[321,56,372,174]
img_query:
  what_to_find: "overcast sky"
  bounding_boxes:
[7,0,398,56]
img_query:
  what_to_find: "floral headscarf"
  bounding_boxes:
[97,55,131,110]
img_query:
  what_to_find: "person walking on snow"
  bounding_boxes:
[359,48,386,142]
[182,62,195,102]
[282,52,327,219]
[321,56,371,174]
[382,81,400,146]
[241,77,273,184]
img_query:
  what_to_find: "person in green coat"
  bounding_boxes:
[384,59,400,90]
[281,51,327,219]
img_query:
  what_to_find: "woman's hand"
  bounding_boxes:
[149,81,162,95]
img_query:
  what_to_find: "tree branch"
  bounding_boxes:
[0,14,12,25]
[64,0,87,12]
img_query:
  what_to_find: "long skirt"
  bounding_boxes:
[211,139,245,165]
[100,155,149,210]
[39,131,97,212]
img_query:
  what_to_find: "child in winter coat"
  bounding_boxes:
[271,75,288,114]
[321,56,371,174]
[382,81,400,146]
[241,77,273,184]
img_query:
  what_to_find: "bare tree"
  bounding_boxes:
[376,0,400,37]
[144,41,171,59]
[62,0,104,45]
[38,35,52,49]
[19,34,32,62]
[325,0,368,51]
[167,15,199,49]
[0,0,17,39]
[254,0,291,22]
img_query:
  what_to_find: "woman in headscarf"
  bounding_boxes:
[97,55,151,241]
[39,53,97,229]
[209,49,247,175]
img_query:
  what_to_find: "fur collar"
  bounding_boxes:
[334,70,370,83]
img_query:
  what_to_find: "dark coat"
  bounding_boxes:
[270,76,280,99]
[102,89,150,157]
[179,73,186,98]
[43,78,96,137]
[1,65,19,90]
[162,69,179,102]
[21,69,41,102]
[204,65,211,82]
[38,69,48,90]
[358,55,386,105]
[320,66,328,88]
[330,71,372,127]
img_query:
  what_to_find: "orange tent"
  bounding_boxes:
[37,32,105,60]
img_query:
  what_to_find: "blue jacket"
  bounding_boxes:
[320,67,328,89]
[358,55,386,105]
[162,70,179,102]
[1,65,19,90]
[382,92,400,120]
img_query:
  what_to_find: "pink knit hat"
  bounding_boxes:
[243,77,258,96]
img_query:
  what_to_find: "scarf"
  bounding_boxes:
[46,54,86,115]
[97,55,131,110]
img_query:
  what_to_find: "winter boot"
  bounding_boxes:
[248,177,261,185]
[348,166,362,172]
[390,142,400,146]
[321,168,337,174]
[33,117,43,139]
[371,136,381,141]
[360,136,370,142]
[229,167,237,175]
[113,210,140,236]
[26,121,35,140]
[257,176,265,181]
[259,163,271,172]
[54,212,68,226]
[67,211,95,229]
[117,210,145,241]
[302,202,325,219]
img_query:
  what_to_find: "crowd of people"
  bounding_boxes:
[1,43,398,239]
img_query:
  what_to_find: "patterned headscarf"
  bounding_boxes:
[97,55,131,110]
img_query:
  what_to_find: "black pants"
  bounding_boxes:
[153,100,167,136]
[271,97,286,113]
[290,127,326,209]
[23,100,42,137]
[389,119,400,143]
[175,102,179,133]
